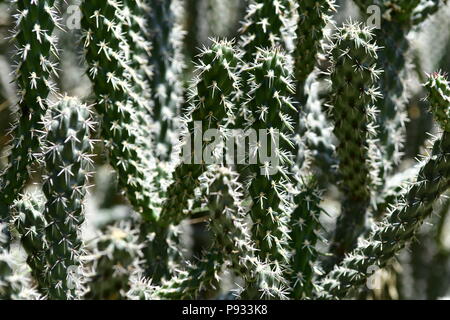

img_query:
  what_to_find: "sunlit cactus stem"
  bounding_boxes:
[325,21,382,267]
[41,97,95,300]
[319,71,450,299]
[0,0,60,217]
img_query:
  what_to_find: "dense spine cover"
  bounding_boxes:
[289,178,323,298]
[41,97,94,299]
[80,0,158,221]
[243,49,297,264]
[159,39,241,226]
[319,72,450,299]
[147,0,185,160]
[0,0,60,213]
[239,0,296,62]
[326,22,382,264]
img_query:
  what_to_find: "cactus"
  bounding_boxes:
[294,0,336,102]
[159,39,241,226]
[147,0,185,160]
[289,177,324,299]
[325,21,383,265]
[0,0,449,301]
[242,48,297,265]
[239,0,296,62]
[319,71,450,299]
[40,97,95,299]
[86,220,143,299]
[80,0,158,221]
[0,0,60,215]
[12,190,47,290]
[425,71,450,131]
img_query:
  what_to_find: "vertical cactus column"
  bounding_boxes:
[120,0,153,89]
[80,0,158,221]
[325,22,382,266]
[159,39,241,226]
[87,221,143,300]
[147,0,185,160]
[294,0,335,102]
[289,178,324,299]
[0,0,59,215]
[293,0,337,177]
[319,71,450,299]
[12,191,47,291]
[204,166,288,300]
[239,0,296,62]
[41,97,94,300]
[243,49,297,265]
[353,0,446,176]
[142,40,241,283]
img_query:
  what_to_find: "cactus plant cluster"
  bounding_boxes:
[0,0,449,300]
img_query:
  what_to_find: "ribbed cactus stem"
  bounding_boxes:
[147,0,185,160]
[425,71,450,131]
[353,0,445,176]
[121,0,153,88]
[294,0,335,101]
[87,221,144,300]
[80,0,158,221]
[12,191,47,290]
[128,166,289,300]
[204,166,289,300]
[41,97,94,300]
[159,39,241,226]
[243,49,297,265]
[319,72,450,299]
[326,21,382,265]
[239,0,296,62]
[289,177,324,299]
[0,0,59,213]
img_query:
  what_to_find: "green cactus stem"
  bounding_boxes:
[239,0,296,62]
[41,97,95,300]
[147,0,185,160]
[325,21,383,266]
[319,72,450,299]
[289,177,324,299]
[12,190,47,291]
[243,48,297,265]
[159,39,241,226]
[425,71,450,132]
[80,0,159,221]
[0,0,60,215]
[294,0,335,102]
